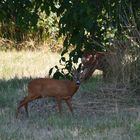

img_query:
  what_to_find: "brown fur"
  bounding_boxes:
[81,51,116,80]
[16,72,81,117]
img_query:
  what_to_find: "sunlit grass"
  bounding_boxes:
[0,50,140,140]
[0,50,61,79]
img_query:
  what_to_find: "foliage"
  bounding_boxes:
[0,0,59,48]
[45,0,139,51]
[47,0,140,79]
[0,0,39,41]
[36,11,59,42]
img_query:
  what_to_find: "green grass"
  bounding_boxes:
[0,50,140,140]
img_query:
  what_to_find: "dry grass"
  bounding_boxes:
[0,50,61,79]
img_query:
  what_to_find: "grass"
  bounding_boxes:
[0,50,61,79]
[0,50,140,140]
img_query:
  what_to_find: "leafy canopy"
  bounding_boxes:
[45,0,140,79]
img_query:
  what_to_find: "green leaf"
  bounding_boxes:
[53,71,64,79]
[61,49,68,56]
[49,67,53,76]
[54,65,58,69]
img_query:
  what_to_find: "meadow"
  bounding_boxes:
[0,50,140,140]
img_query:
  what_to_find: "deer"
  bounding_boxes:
[81,51,106,80]
[16,64,82,118]
[81,50,119,81]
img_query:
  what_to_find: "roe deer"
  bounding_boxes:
[81,51,117,81]
[16,64,82,117]
[81,51,106,80]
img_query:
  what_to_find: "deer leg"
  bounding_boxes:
[16,95,41,118]
[24,103,29,117]
[18,97,29,117]
[16,97,28,118]
[65,98,73,114]
[56,98,62,114]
